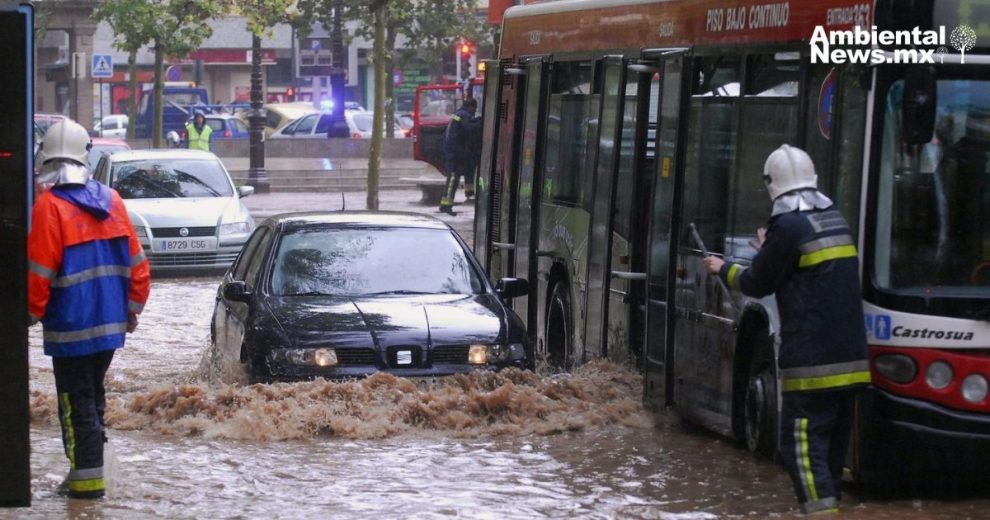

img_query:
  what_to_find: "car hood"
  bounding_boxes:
[124,196,248,228]
[266,294,505,349]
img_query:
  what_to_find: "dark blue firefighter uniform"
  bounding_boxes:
[716,206,870,514]
[439,105,481,212]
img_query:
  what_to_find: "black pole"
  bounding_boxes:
[247,33,269,193]
[328,0,347,137]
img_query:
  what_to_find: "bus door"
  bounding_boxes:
[474,60,504,270]
[643,50,690,408]
[487,62,526,283]
[583,56,629,360]
[511,57,551,336]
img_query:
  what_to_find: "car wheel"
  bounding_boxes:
[745,364,777,456]
[545,282,573,370]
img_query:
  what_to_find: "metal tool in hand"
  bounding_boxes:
[688,222,737,309]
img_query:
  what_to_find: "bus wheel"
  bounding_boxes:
[545,282,572,370]
[745,365,776,456]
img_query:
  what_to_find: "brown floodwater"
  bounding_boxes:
[8,277,989,519]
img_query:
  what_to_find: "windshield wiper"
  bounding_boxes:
[173,169,222,197]
[282,291,330,297]
[363,290,433,296]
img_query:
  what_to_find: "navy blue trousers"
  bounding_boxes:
[53,349,115,496]
[778,388,859,514]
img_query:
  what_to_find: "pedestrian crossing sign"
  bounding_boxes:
[92,54,113,78]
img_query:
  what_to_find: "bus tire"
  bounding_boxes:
[545,282,572,370]
[745,365,776,457]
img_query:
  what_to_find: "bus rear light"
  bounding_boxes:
[925,361,954,389]
[961,374,988,403]
[874,354,917,384]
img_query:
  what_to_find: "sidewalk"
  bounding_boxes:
[241,188,477,247]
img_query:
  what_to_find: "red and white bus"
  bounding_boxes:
[473,0,990,490]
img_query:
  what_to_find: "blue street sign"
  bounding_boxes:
[92,54,113,78]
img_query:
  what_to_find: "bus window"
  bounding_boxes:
[834,71,867,240]
[545,61,597,207]
[745,53,799,97]
[874,77,990,292]
[693,55,741,97]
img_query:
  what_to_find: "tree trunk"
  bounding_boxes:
[385,23,396,139]
[126,49,137,140]
[152,41,164,148]
[366,3,386,210]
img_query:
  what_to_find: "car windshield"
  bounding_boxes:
[271,227,483,296]
[111,158,233,199]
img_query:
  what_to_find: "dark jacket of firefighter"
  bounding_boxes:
[442,105,480,174]
[716,207,870,392]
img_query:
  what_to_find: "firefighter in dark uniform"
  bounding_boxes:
[438,97,481,215]
[703,144,870,515]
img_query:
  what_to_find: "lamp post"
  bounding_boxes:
[328,0,347,137]
[247,32,270,193]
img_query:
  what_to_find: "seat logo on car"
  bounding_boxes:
[179,227,189,237]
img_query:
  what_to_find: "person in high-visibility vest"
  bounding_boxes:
[185,110,212,151]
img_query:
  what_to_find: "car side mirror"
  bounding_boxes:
[223,281,252,303]
[238,185,255,198]
[496,278,529,299]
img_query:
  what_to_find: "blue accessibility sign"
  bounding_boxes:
[864,313,892,340]
[92,54,113,78]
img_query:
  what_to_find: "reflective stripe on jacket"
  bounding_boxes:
[29,183,151,357]
[186,122,212,151]
[718,207,870,392]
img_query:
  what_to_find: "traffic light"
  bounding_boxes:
[460,40,474,79]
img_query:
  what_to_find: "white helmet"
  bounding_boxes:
[166,130,181,148]
[43,120,91,166]
[763,144,817,201]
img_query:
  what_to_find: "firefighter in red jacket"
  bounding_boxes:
[703,145,869,514]
[29,120,151,499]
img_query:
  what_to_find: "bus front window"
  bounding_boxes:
[874,77,990,295]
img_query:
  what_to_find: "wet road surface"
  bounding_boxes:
[11,276,990,519]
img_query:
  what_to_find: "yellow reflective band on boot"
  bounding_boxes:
[61,393,77,470]
[782,371,871,392]
[798,245,857,268]
[68,477,105,493]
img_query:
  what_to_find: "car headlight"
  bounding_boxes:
[219,222,250,235]
[873,354,917,384]
[133,226,148,238]
[468,344,487,365]
[275,348,338,367]
[961,374,988,403]
[925,361,953,389]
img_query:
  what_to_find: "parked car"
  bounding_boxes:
[92,149,256,272]
[34,113,66,136]
[237,102,318,138]
[94,114,128,138]
[348,111,408,139]
[88,137,130,168]
[211,211,532,383]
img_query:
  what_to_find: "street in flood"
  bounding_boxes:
[11,277,990,519]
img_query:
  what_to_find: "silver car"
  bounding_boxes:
[92,149,256,272]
